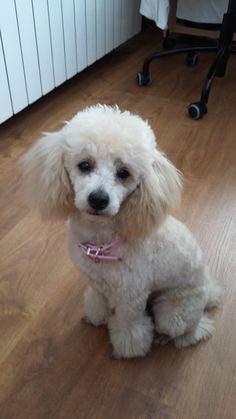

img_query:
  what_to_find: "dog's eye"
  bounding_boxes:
[116,168,130,180]
[78,161,92,173]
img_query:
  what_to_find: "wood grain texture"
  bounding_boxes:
[0,29,236,419]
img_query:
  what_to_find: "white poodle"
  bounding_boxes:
[22,105,222,359]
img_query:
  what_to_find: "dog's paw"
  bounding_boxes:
[81,314,107,327]
[109,315,154,359]
[81,315,96,325]
[110,351,123,361]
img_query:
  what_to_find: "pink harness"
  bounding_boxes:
[79,237,125,263]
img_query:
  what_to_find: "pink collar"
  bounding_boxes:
[78,237,125,263]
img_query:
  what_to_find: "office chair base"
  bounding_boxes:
[137,0,236,119]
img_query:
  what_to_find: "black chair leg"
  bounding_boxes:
[201,48,226,102]
[188,47,228,120]
[137,46,217,86]
[215,52,230,77]
[188,4,236,119]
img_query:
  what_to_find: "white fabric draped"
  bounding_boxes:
[140,0,228,30]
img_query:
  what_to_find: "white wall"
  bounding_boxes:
[0,0,141,124]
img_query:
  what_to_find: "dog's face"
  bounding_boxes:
[22,105,182,240]
[66,150,140,217]
[63,109,150,217]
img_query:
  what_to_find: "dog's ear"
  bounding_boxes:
[117,150,182,241]
[21,131,74,219]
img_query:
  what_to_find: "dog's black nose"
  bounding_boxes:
[88,190,110,211]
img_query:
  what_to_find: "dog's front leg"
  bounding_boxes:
[83,286,110,326]
[108,300,154,359]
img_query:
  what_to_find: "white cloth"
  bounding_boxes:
[140,0,170,30]
[140,0,228,30]
[176,0,228,24]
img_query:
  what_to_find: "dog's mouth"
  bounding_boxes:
[87,209,111,218]
[88,210,102,216]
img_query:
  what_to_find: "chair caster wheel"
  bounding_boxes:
[188,102,207,120]
[186,51,198,66]
[162,36,176,50]
[137,71,151,86]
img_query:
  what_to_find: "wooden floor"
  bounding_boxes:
[0,29,236,419]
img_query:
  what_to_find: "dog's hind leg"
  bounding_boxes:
[173,315,215,348]
[153,286,213,347]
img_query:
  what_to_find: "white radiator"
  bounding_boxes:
[0,0,141,123]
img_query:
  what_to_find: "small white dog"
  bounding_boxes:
[22,105,222,359]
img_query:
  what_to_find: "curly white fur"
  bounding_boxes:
[22,105,222,359]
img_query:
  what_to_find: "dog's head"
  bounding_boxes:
[22,105,182,240]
